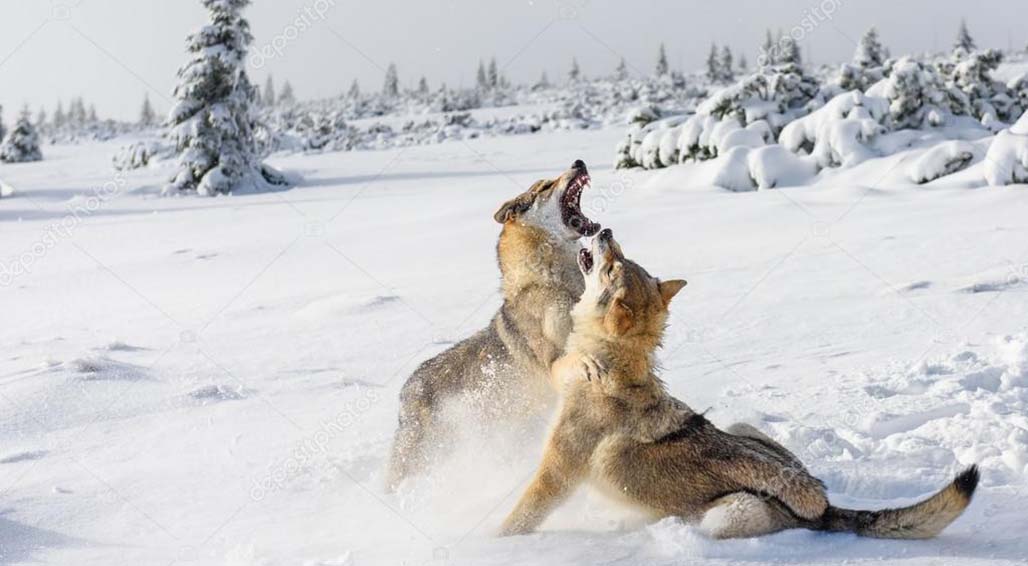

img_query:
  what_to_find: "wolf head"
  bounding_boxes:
[572,228,687,343]
[493,159,601,241]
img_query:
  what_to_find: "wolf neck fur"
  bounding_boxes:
[497,222,581,300]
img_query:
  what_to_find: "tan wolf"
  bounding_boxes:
[387,160,602,490]
[500,228,979,539]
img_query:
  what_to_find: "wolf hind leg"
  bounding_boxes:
[386,366,443,491]
[699,492,797,539]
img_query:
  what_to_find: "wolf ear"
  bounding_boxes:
[658,279,688,306]
[605,298,635,336]
[494,195,530,223]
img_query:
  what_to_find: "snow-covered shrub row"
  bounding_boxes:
[616,62,819,170]
[614,42,1028,191]
[259,74,706,155]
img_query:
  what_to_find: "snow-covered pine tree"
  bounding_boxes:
[476,60,488,90]
[738,53,747,72]
[954,18,976,54]
[855,27,885,68]
[655,43,669,77]
[417,76,429,97]
[279,80,296,105]
[719,46,734,82]
[348,79,360,98]
[263,75,275,106]
[88,104,97,123]
[568,57,581,83]
[615,57,628,81]
[165,0,284,196]
[1,106,43,163]
[488,57,499,89]
[705,43,720,82]
[383,63,399,97]
[35,107,47,128]
[139,94,156,126]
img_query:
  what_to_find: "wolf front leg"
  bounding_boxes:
[498,441,583,536]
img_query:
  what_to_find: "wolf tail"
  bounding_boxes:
[811,466,979,539]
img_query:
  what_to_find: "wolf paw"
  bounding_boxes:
[581,354,607,382]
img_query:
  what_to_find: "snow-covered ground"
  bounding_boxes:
[1,128,1027,565]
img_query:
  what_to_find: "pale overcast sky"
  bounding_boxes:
[0,0,1025,123]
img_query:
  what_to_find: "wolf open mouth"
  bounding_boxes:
[578,248,594,274]
[561,170,601,237]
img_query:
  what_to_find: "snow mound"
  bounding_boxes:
[747,145,817,189]
[711,146,755,192]
[780,91,888,169]
[984,110,1028,185]
[907,140,978,183]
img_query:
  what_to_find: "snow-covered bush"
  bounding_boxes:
[0,108,43,163]
[165,0,286,196]
[112,139,175,171]
[867,57,969,130]
[984,111,1028,185]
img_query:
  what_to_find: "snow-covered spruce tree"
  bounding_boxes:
[279,80,296,105]
[165,0,285,196]
[720,46,735,83]
[139,94,156,126]
[760,30,775,67]
[347,79,360,99]
[655,43,669,77]
[855,27,885,68]
[615,58,628,81]
[954,18,976,54]
[534,71,551,90]
[568,58,581,83]
[417,76,429,97]
[1,106,44,163]
[738,54,747,73]
[52,102,66,129]
[836,27,888,92]
[476,60,488,90]
[488,57,499,89]
[706,43,720,82]
[35,107,47,129]
[382,63,399,97]
[780,36,802,66]
[263,75,275,106]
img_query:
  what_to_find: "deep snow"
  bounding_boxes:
[1,127,1027,565]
